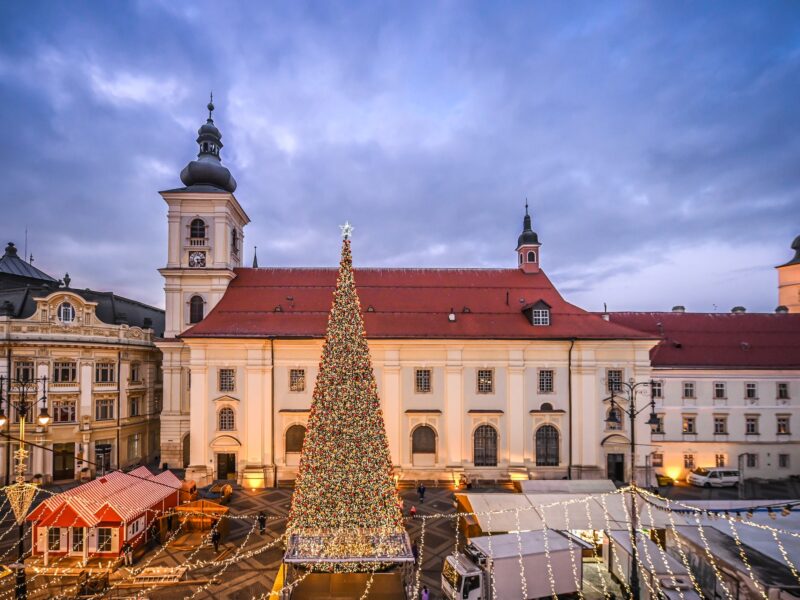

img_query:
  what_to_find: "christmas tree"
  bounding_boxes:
[286,228,405,567]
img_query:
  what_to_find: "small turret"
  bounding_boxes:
[516,201,541,274]
[776,234,800,313]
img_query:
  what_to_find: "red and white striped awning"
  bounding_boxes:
[28,467,180,528]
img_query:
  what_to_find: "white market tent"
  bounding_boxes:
[459,491,689,534]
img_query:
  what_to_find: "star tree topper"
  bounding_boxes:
[339,221,354,240]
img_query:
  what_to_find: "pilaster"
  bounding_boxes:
[444,348,463,466]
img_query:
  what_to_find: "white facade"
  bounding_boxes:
[650,369,798,480]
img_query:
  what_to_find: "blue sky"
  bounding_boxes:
[0,1,798,311]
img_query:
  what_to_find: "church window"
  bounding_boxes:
[527,250,536,263]
[535,424,559,466]
[285,424,307,453]
[473,425,498,466]
[415,369,432,393]
[532,308,550,326]
[412,425,436,454]
[606,406,623,431]
[289,369,305,392]
[477,369,494,394]
[218,368,236,392]
[58,302,75,323]
[189,296,204,324]
[218,407,235,431]
[607,369,623,392]
[190,219,206,240]
[231,228,239,254]
[538,369,554,393]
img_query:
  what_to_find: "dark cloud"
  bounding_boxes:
[0,1,798,313]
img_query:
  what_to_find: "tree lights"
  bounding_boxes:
[285,235,407,570]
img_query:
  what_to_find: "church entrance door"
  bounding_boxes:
[606,453,625,484]
[217,453,236,481]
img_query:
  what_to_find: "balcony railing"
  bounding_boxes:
[186,237,209,247]
[49,381,79,390]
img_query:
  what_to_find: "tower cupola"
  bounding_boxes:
[179,94,237,193]
[516,201,541,273]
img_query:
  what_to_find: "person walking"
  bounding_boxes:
[211,528,221,553]
[417,483,426,503]
[121,541,133,567]
[257,511,267,535]
[411,541,419,565]
[421,585,429,600]
[409,504,417,518]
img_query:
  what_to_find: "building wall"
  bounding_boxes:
[0,291,162,484]
[650,368,799,480]
[174,337,656,486]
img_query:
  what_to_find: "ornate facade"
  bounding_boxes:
[0,243,164,483]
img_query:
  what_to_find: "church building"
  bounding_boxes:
[157,102,799,488]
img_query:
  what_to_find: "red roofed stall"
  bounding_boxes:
[27,467,180,564]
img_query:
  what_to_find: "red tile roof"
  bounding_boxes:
[181,268,653,341]
[607,312,800,369]
[28,467,181,528]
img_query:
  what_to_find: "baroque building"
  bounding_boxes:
[0,242,164,484]
[158,103,800,487]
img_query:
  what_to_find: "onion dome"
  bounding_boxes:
[778,234,800,267]
[516,201,539,248]
[179,94,237,193]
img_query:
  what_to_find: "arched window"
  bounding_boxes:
[189,296,204,324]
[190,218,206,240]
[412,425,436,455]
[606,407,623,431]
[527,251,536,263]
[58,302,75,323]
[473,425,498,467]
[231,228,239,253]
[540,402,554,412]
[285,425,307,453]
[535,425,559,466]
[218,407,235,431]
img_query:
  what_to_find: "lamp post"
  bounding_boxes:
[604,379,659,600]
[0,374,51,600]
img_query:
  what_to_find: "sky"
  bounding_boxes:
[0,1,798,312]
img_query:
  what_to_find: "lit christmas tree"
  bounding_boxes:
[286,225,406,568]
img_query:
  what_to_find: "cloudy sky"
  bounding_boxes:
[1,1,798,312]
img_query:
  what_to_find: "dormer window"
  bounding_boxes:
[533,308,550,326]
[527,251,536,263]
[58,302,75,323]
[522,299,551,326]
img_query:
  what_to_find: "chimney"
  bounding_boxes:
[671,305,685,313]
[776,306,789,314]
[731,306,746,314]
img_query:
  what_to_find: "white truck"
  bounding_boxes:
[441,530,587,600]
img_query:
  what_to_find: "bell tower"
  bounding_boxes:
[157,97,250,472]
[516,201,541,274]
[158,96,250,338]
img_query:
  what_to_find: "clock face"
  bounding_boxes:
[189,251,206,268]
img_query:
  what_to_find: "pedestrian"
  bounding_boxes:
[417,483,426,503]
[211,528,221,553]
[411,541,419,564]
[421,584,429,600]
[121,541,133,567]
[257,511,267,535]
[409,504,417,518]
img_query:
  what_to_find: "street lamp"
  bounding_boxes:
[0,374,51,600]
[604,378,659,600]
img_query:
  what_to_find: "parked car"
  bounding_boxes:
[687,467,739,488]
[655,473,674,487]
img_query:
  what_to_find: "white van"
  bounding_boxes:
[687,467,739,487]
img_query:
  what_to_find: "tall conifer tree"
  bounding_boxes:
[287,236,404,545]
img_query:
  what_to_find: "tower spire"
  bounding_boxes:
[208,92,214,119]
[252,245,259,268]
[516,202,541,273]
[178,97,237,192]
